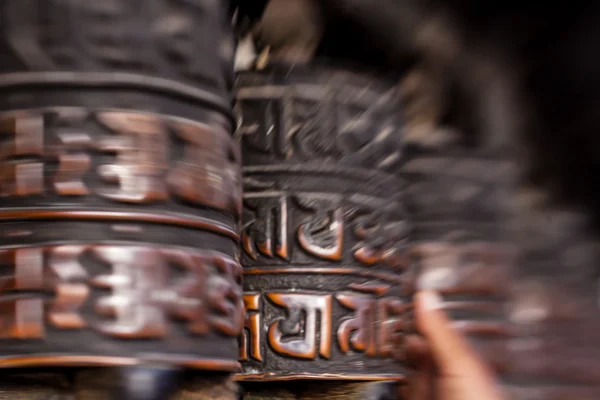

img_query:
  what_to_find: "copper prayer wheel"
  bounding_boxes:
[235,64,411,391]
[405,139,517,373]
[0,0,244,398]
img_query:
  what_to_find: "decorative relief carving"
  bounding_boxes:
[405,146,515,379]
[168,119,242,216]
[0,246,411,363]
[236,286,410,368]
[0,108,241,215]
[242,193,290,261]
[240,293,262,362]
[0,0,239,373]
[350,203,410,269]
[267,292,332,360]
[290,95,339,160]
[4,0,234,91]
[237,73,409,379]
[49,110,93,196]
[0,113,45,196]
[47,245,90,330]
[96,112,169,203]
[236,83,403,171]
[336,284,409,361]
[0,245,244,340]
[295,195,344,262]
[205,254,244,336]
[241,192,407,267]
[336,293,378,357]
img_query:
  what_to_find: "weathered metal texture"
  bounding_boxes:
[401,133,600,399]
[235,64,412,383]
[505,192,600,398]
[0,0,242,374]
[404,139,517,377]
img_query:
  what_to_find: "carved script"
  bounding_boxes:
[351,205,409,269]
[242,193,289,260]
[240,293,262,361]
[295,195,343,261]
[337,292,408,360]
[0,245,244,340]
[238,288,409,363]
[0,108,242,215]
[0,246,89,338]
[0,113,44,196]
[237,85,403,171]
[168,120,242,215]
[96,111,169,203]
[267,293,332,359]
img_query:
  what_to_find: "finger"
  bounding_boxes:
[414,290,492,377]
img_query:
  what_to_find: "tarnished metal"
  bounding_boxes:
[235,64,411,384]
[0,0,244,398]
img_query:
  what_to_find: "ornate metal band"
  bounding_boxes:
[0,0,244,372]
[0,107,242,369]
[235,66,412,381]
[404,145,516,373]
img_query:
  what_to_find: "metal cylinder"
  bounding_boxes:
[0,0,242,376]
[235,64,411,383]
[404,133,516,375]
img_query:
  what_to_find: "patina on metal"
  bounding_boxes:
[0,0,245,398]
[404,140,516,372]
[235,64,412,388]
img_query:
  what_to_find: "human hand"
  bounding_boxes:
[402,290,505,400]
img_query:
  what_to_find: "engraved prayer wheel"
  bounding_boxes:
[0,0,244,397]
[235,65,412,386]
[506,186,600,399]
[403,131,517,388]
[407,144,515,358]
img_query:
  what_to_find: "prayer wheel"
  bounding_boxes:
[0,0,245,398]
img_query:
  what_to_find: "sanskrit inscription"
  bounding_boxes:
[238,286,409,363]
[0,113,45,196]
[267,292,333,359]
[237,84,403,172]
[295,195,344,262]
[242,193,290,261]
[337,285,408,360]
[0,245,243,340]
[239,293,262,362]
[241,192,408,267]
[237,72,409,379]
[0,108,241,215]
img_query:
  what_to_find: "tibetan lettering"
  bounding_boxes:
[168,120,241,215]
[0,113,44,196]
[240,293,262,361]
[242,193,290,260]
[337,288,409,360]
[49,109,92,196]
[295,195,343,261]
[267,292,332,359]
[96,111,169,203]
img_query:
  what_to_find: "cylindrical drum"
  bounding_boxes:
[404,139,516,374]
[235,65,411,382]
[0,0,242,373]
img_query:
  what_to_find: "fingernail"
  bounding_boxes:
[419,290,443,310]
